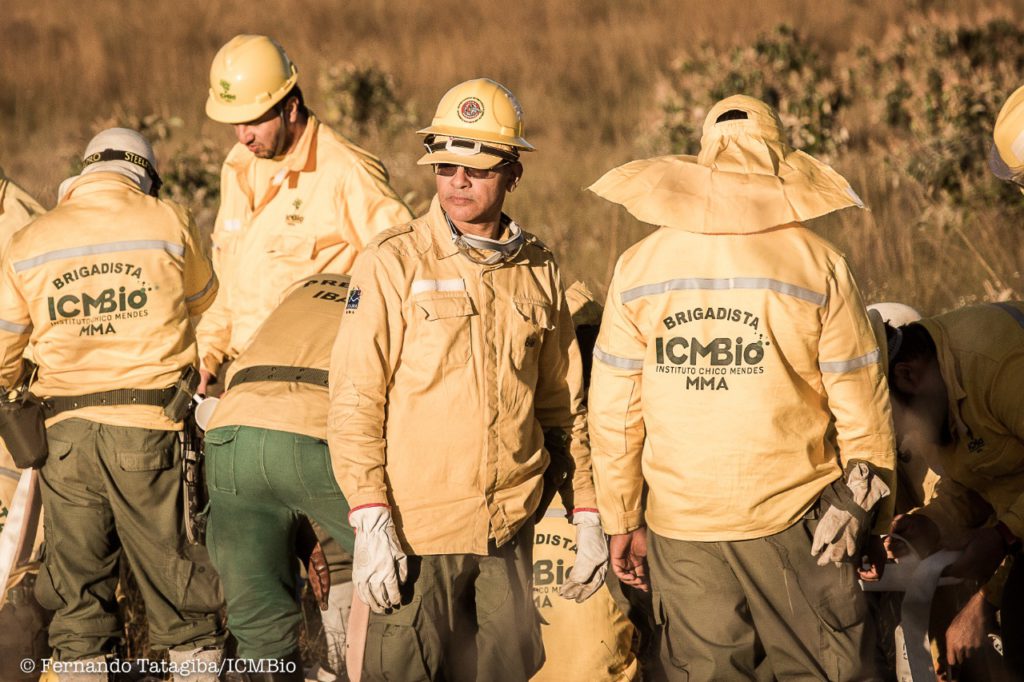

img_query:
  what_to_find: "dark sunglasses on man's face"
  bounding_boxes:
[434,163,509,180]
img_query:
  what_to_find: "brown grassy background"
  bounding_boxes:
[4,0,1024,316]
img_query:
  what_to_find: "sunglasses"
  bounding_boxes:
[434,163,510,180]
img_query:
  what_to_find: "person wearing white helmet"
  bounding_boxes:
[328,78,599,681]
[0,128,224,680]
[876,303,1024,679]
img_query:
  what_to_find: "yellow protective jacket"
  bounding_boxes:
[197,116,412,375]
[914,302,1024,541]
[0,173,217,429]
[328,198,595,555]
[206,273,350,457]
[0,172,45,254]
[589,224,896,540]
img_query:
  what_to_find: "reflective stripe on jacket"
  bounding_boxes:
[328,198,594,555]
[589,223,896,541]
[197,116,412,375]
[0,173,217,429]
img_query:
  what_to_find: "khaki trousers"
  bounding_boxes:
[362,522,542,682]
[34,418,223,660]
[648,513,881,681]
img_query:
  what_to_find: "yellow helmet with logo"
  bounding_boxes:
[418,78,534,168]
[206,34,299,124]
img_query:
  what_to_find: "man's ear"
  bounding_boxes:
[507,162,523,192]
[283,95,300,124]
[891,360,921,395]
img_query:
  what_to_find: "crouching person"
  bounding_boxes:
[0,128,224,680]
[203,274,355,681]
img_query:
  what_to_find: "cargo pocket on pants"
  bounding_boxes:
[203,426,240,494]
[652,589,689,678]
[366,595,432,682]
[33,542,68,611]
[116,429,176,471]
[176,550,223,618]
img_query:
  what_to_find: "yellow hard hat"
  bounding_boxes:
[206,34,299,124]
[418,78,534,169]
[991,84,1024,182]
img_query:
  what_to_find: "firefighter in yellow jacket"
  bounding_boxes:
[198,34,412,389]
[0,129,224,679]
[199,35,412,672]
[882,303,1024,677]
[328,78,599,681]
[0,168,47,681]
[587,95,897,680]
[203,274,354,680]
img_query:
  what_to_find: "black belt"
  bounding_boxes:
[228,365,329,390]
[44,387,177,417]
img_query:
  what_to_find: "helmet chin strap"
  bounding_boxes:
[445,213,525,265]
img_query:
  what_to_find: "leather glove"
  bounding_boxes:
[559,511,609,603]
[350,506,408,613]
[811,462,890,566]
[307,541,331,611]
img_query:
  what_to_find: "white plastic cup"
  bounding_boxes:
[193,396,220,431]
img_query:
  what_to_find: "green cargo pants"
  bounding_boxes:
[362,521,543,682]
[34,419,224,661]
[203,425,354,660]
[648,510,882,681]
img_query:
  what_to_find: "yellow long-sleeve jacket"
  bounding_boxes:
[328,199,595,556]
[206,273,350,450]
[914,302,1024,541]
[0,172,45,255]
[197,116,412,375]
[589,224,896,540]
[0,173,217,430]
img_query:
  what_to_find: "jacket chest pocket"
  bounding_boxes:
[510,297,554,370]
[965,435,1023,479]
[413,293,476,367]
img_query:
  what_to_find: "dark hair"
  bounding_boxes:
[716,109,749,123]
[886,322,936,402]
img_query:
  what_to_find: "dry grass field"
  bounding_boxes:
[6,0,1024,672]
[5,0,1024,315]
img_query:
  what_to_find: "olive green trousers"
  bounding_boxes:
[362,521,543,682]
[35,418,224,661]
[648,513,882,681]
[204,425,353,659]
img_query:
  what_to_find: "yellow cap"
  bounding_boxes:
[588,94,864,234]
[206,35,298,124]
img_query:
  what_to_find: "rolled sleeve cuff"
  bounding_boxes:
[347,490,390,510]
[602,508,644,536]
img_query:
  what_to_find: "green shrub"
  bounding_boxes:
[318,63,415,139]
[648,25,851,158]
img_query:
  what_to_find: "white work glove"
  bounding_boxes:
[350,506,408,613]
[811,462,890,566]
[559,511,610,603]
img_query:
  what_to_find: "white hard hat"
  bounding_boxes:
[867,302,922,327]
